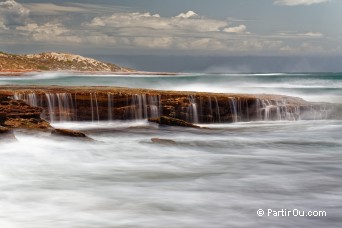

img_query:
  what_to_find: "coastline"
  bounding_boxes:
[0,70,179,77]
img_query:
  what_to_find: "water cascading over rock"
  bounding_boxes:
[14,92,163,123]
[10,88,335,124]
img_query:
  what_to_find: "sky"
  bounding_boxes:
[0,0,341,55]
[0,0,342,71]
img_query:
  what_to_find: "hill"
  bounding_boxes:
[0,51,133,73]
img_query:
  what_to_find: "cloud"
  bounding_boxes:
[223,25,247,33]
[16,22,81,43]
[24,3,87,15]
[280,42,325,53]
[274,31,324,39]
[17,22,69,36]
[77,11,253,51]
[298,32,323,37]
[133,37,173,48]
[0,20,6,29]
[12,13,273,53]
[175,11,199,19]
[85,11,236,33]
[274,0,329,6]
[86,12,164,29]
[23,2,131,16]
[0,0,30,29]
[1,3,337,55]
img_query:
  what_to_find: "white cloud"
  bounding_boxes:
[223,25,247,33]
[274,0,329,6]
[175,11,199,19]
[298,32,323,37]
[1,3,336,55]
[0,0,30,29]
[24,3,87,15]
[85,11,233,33]
[87,12,163,28]
[0,20,6,30]
[300,42,324,51]
[78,11,254,51]
[16,22,81,43]
[23,2,131,16]
[133,37,173,48]
[274,31,324,39]
[17,22,68,35]
[0,0,29,14]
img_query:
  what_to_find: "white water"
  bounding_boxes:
[1,120,342,227]
[1,72,342,227]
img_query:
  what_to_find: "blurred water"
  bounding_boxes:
[1,72,342,227]
[1,120,342,227]
[1,72,342,103]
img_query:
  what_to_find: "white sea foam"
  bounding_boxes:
[1,120,341,227]
[1,72,341,227]
[51,120,150,130]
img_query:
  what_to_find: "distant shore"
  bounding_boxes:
[0,70,179,77]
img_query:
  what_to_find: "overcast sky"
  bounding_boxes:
[0,0,341,57]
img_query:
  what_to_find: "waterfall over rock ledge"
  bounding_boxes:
[0,86,337,124]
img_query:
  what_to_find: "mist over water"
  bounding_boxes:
[1,120,342,227]
[1,73,342,227]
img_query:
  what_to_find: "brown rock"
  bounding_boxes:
[0,85,339,123]
[151,138,176,145]
[0,95,50,130]
[149,116,200,128]
[51,128,87,138]
[0,126,11,134]
[4,118,50,130]
[0,112,6,124]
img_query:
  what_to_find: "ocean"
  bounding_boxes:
[0,73,341,227]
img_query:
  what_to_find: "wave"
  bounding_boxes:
[0,72,70,81]
[51,120,150,131]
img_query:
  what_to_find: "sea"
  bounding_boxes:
[0,73,341,227]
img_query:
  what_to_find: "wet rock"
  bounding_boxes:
[0,96,50,130]
[151,138,176,145]
[0,112,6,124]
[0,85,339,123]
[4,118,50,130]
[149,116,200,128]
[0,126,17,142]
[0,99,42,119]
[0,126,11,134]
[51,128,87,138]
